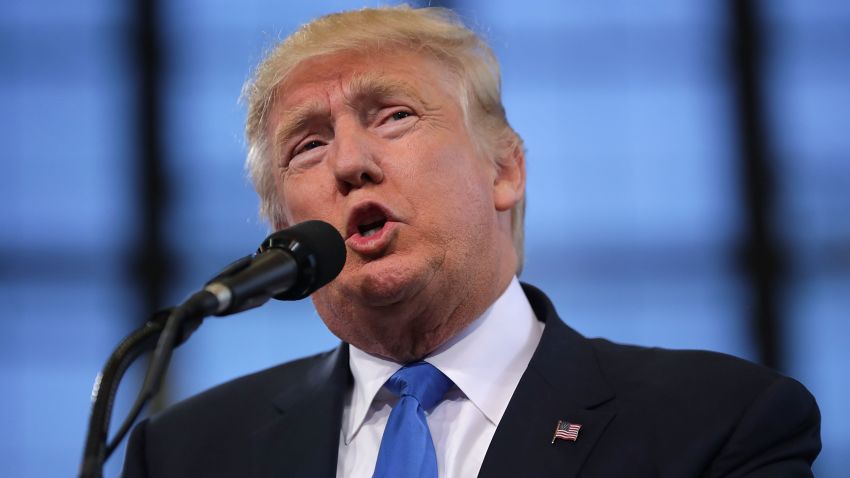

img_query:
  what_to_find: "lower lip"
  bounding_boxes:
[346,221,399,255]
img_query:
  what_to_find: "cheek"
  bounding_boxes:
[408,161,493,239]
[429,150,493,202]
[278,172,321,223]
[271,174,295,225]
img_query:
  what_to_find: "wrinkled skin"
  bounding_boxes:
[266,49,525,362]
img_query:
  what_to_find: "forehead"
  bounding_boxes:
[267,49,459,123]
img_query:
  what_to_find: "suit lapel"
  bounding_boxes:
[478,284,616,478]
[251,344,351,478]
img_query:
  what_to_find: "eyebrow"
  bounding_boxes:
[273,73,425,154]
[273,100,328,157]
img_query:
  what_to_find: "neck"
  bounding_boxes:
[369,268,516,363]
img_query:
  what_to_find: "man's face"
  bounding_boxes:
[266,49,521,360]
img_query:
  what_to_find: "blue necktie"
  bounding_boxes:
[372,362,453,478]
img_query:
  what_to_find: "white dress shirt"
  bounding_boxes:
[336,277,544,478]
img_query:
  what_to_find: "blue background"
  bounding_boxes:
[1,1,847,476]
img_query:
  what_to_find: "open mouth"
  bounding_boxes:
[347,202,393,240]
[358,217,387,238]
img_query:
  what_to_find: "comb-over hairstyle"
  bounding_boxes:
[243,5,526,272]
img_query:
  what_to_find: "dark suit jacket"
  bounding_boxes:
[123,284,821,477]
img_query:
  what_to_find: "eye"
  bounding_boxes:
[376,109,416,132]
[390,110,411,121]
[294,139,324,156]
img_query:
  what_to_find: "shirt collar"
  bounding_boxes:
[426,277,543,425]
[345,345,401,445]
[344,277,543,444]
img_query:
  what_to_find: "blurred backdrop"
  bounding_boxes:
[1,0,848,476]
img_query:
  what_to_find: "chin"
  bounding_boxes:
[325,249,428,304]
[353,260,428,307]
[312,254,442,345]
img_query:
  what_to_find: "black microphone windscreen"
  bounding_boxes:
[258,220,346,300]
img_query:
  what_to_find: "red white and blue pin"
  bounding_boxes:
[551,420,582,443]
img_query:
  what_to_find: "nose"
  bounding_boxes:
[330,123,384,195]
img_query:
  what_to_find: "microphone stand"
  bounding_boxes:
[78,303,208,478]
[79,256,253,478]
[79,309,170,478]
[78,219,344,476]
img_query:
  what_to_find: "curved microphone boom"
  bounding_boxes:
[137,219,346,410]
[79,220,346,478]
[138,219,346,447]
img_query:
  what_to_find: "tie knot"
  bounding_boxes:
[385,362,452,410]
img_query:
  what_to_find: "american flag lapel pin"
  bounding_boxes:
[551,419,582,444]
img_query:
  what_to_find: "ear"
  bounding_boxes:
[493,142,525,212]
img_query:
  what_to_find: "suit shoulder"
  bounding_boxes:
[123,346,349,477]
[148,346,343,430]
[590,337,776,379]
[585,337,803,409]
[582,337,820,474]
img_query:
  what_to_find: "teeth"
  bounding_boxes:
[357,218,386,237]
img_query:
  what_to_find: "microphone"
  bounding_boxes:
[203,220,346,316]
[79,220,345,477]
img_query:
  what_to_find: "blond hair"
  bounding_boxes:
[243,5,526,271]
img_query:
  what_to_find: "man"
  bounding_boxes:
[123,6,820,477]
